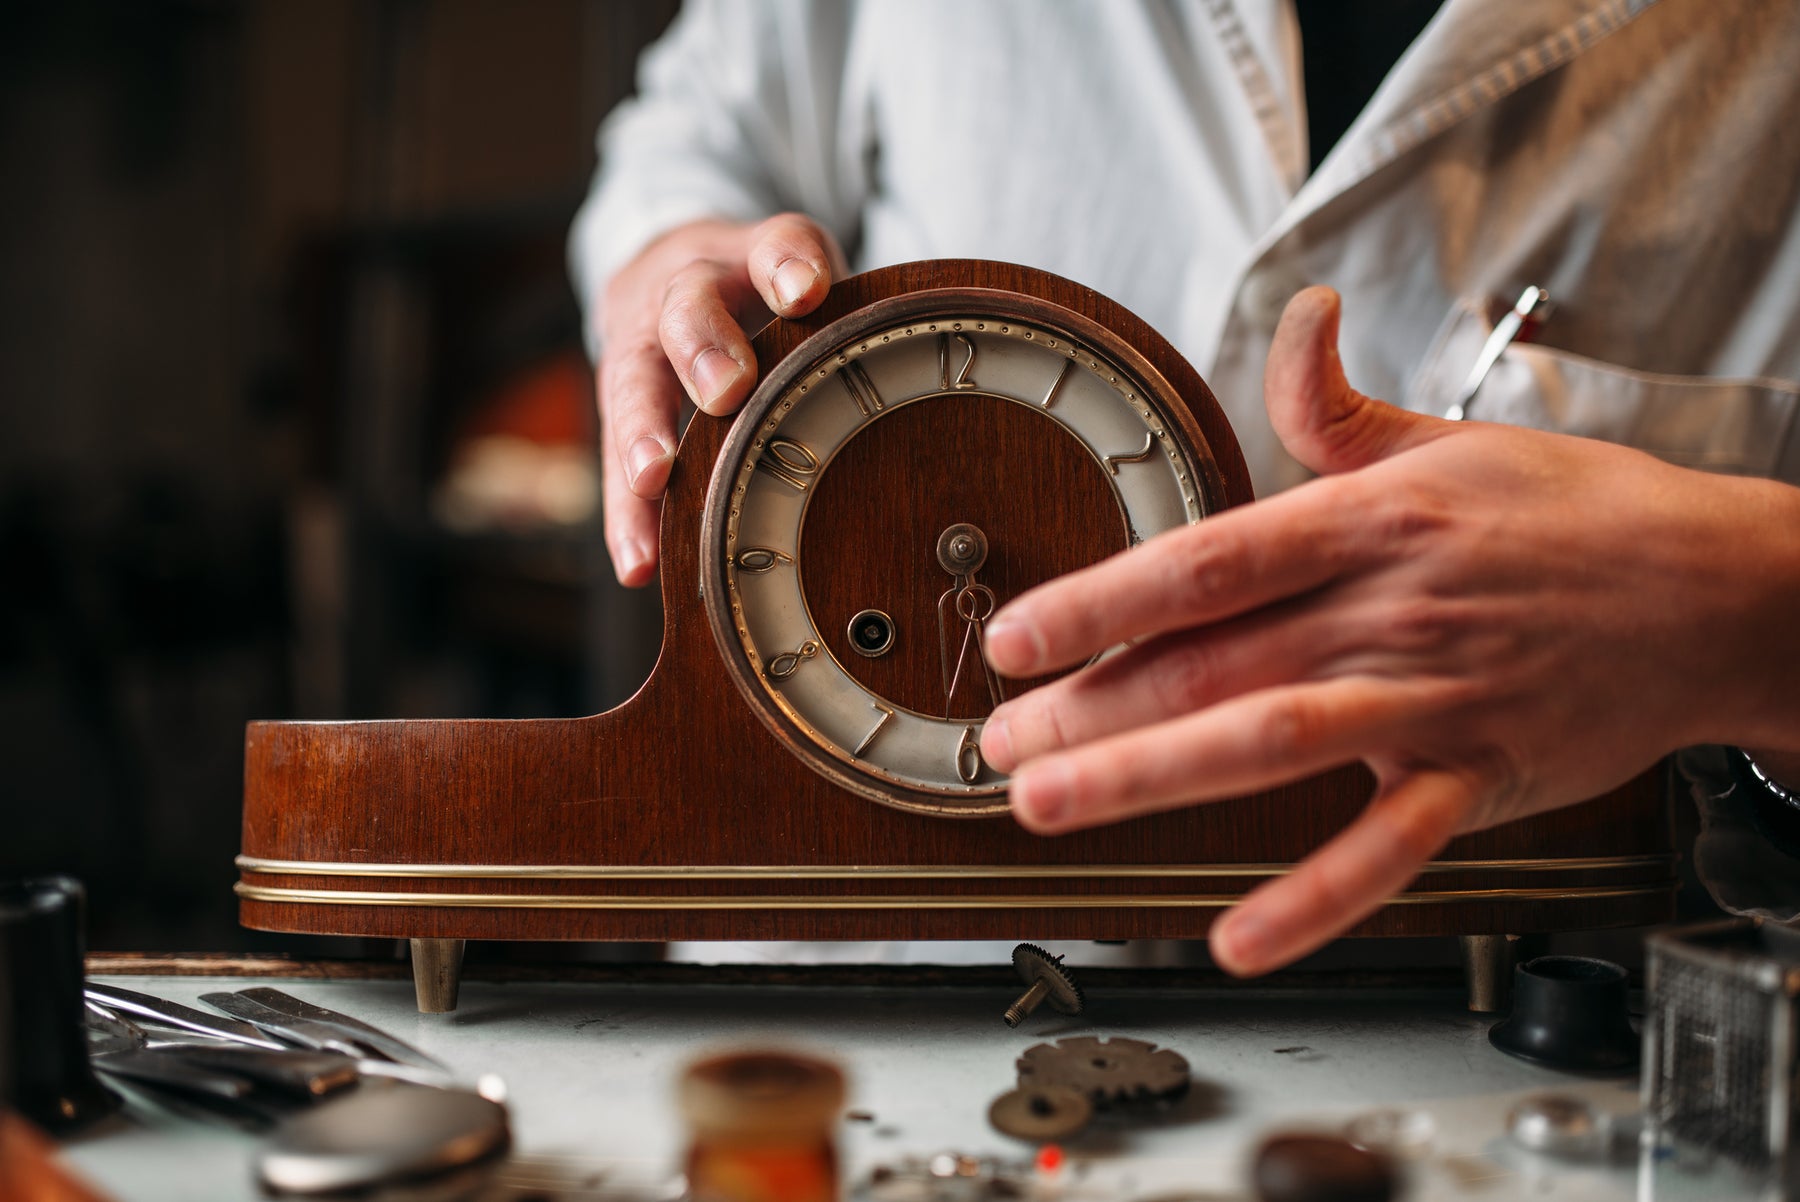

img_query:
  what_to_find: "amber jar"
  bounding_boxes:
[679,1051,845,1202]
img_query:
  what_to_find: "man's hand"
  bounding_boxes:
[596,215,847,585]
[979,287,1800,976]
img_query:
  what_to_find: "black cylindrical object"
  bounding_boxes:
[0,877,119,1130]
[1487,955,1639,1073]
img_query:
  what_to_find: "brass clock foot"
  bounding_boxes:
[409,938,466,1013]
[1459,934,1520,1013]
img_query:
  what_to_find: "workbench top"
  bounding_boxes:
[59,970,1749,1201]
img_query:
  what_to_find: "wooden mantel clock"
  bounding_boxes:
[239,261,1675,1011]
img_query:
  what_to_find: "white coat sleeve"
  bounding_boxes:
[568,0,869,357]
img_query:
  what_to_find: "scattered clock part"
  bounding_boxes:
[679,1051,844,1202]
[1342,1108,1436,1160]
[255,1084,510,1196]
[1486,955,1639,1073]
[1015,1036,1189,1108]
[987,1084,1093,1143]
[864,1152,1036,1202]
[1505,1093,1604,1158]
[1003,943,1085,1028]
[1250,1133,1397,1202]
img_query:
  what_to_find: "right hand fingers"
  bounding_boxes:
[982,475,1378,677]
[982,594,1349,772]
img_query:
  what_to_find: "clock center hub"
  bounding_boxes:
[937,523,990,576]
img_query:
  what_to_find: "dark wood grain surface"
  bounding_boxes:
[239,261,1677,943]
[802,391,1128,718]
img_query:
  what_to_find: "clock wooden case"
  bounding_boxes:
[238,261,1675,1003]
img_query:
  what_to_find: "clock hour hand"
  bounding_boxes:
[953,581,1005,713]
[935,524,1007,717]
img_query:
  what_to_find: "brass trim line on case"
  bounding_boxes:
[235,853,1677,881]
[235,882,1676,911]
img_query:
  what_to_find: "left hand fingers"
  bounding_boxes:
[1209,769,1469,975]
[745,212,847,317]
[659,258,764,415]
[1006,677,1430,833]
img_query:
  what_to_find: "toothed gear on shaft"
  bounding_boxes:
[1005,943,1085,1027]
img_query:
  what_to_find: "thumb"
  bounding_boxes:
[1265,286,1443,475]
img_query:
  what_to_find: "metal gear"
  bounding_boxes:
[986,1085,1093,1142]
[1003,943,1084,1028]
[1015,1036,1189,1107]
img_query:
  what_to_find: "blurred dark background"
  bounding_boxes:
[0,0,1713,972]
[0,0,679,950]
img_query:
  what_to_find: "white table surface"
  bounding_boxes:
[57,972,1760,1201]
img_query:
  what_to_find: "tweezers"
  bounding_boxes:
[1445,285,1551,422]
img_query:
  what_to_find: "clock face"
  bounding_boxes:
[701,288,1219,815]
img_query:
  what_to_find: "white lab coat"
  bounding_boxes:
[569,0,1800,955]
[573,0,1800,495]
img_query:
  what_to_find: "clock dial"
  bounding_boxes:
[703,296,1212,815]
[803,391,1128,721]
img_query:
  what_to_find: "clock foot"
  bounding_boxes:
[1459,934,1520,1013]
[409,938,466,1013]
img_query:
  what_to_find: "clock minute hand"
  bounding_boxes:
[937,579,967,706]
[959,581,1005,711]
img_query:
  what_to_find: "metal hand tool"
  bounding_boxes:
[158,1045,360,1100]
[92,1047,258,1101]
[85,981,286,1050]
[1445,285,1552,422]
[86,1003,354,1101]
[200,991,379,1058]
[85,1007,289,1127]
[232,986,450,1072]
[200,992,468,1090]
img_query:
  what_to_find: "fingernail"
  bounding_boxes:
[1012,761,1072,829]
[693,348,745,410]
[626,437,669,489]
[981,716,1014,770]
[984,615,1044,675]
[1214,911,1268,976]
[616,537,651,585]
[773,259,820,310]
